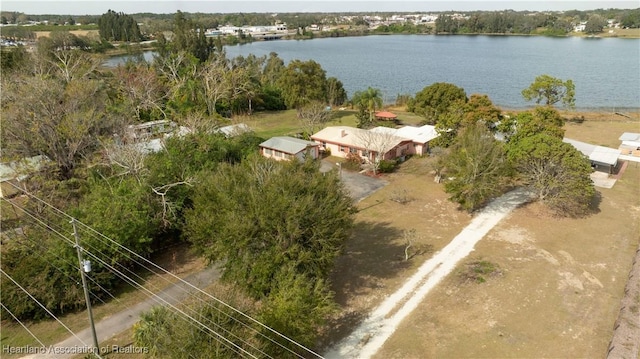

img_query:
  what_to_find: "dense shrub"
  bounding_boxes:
[378,159,397,173]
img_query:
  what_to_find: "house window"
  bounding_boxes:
[349,147,358,154]
[264,148,272,155]
[339,145,347,152]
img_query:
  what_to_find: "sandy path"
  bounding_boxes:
[325,188,534,359]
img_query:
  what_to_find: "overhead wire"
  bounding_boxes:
[1,302,47,347]
[1,198,117,303]
[79,249,259,358]
[0,269,89,347]
[2,196,267,358]
[2,198,262,358]
[5,181,324,358]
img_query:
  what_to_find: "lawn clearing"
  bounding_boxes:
[324,117,640,357]
[241,109,359,139]
[322,156,473,349]
[375,164,639,358]
[562,111,640,148]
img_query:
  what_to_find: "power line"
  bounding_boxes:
[3,197,268,357]
[1,198,117,303]
[0,269,89,349]
[79,250,258,358]
[5,181,324,358]
[1,303,46,347]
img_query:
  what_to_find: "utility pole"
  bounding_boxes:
[71,218,100,356]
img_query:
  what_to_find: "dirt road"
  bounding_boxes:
[325,188,534,359]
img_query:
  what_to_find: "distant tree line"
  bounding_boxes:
[435,8,640,35]
[98,9,142,42]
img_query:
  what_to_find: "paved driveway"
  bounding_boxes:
[320,160,388,202]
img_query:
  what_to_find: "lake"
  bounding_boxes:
[106,35,640,110]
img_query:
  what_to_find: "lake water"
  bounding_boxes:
[106,35,640,110]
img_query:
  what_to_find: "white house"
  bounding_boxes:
[371,124,439,156]
[618,132,640,157]
[259,136,320,161]
[563,138,621,173]
[310,126,413,162]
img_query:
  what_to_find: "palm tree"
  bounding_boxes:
[352,87,383,124]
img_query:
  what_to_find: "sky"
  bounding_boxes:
[0,0,637,15]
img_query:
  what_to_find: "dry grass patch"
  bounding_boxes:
[34,30,100,40]
[322,156,472,348]
[375,165,640,358]
[561,111,640,148]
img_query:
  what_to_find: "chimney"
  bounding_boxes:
[341,129,347,137]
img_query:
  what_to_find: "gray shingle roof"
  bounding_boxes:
[259,136,319,154]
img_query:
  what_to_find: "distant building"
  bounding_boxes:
[217,123,251,138]
[563,138,621,173]
[618,132,640,157]
[0,155,49,198]
[259,136,319,161]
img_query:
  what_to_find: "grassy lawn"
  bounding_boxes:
[561,111,640,148]
[322,155,473,348]
[240,109,360,139]
[318,117,640,358]
[240,106,429,140]
[375,164,640,358]
[0,244,205,358]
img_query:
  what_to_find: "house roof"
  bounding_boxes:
[311,126,409,150]
[372,125,439,144]
[563,138,620,166]
[374,111,397,119]
[0,155,49,182]
[311,126,372,148]
[259,136,318,154]
[619,132,640,141]
[218,123,250,137]
[619,132,640,148]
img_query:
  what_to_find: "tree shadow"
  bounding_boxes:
[586,190,603,216]
[322,221,410,348]
[330,221,409,304]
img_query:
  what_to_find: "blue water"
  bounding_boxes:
[106,35,640,110]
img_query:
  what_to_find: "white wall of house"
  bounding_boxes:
[261,148,293,161]
[261,147,319,161]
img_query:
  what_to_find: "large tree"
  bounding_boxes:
[357,128,402,174]
[98,10,142,42]
[498,106,565,144]
[298,100,332,135]
[114,61,168,121]
[277,59,327,109]
[170,10,215,62]
[408,82,467,124]
[439,123,510,211]
[326,76,347,107]
[507,134,595,216]
[1,76,116,179]
[584,14,607,34]
[184,157,354,299]
[434,93,502,147]
[521,74,575,109]
[351,87,383,128]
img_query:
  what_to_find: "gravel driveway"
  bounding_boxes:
[320,160,388,203]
